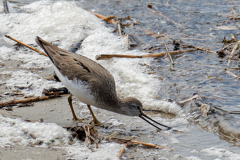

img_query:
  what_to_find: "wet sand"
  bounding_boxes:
[0,145,67,160]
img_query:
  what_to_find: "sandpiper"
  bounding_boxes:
[36,37,170,130]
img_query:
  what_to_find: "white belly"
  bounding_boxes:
[52,65,97,106]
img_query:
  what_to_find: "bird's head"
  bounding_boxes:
[121,97,171,130]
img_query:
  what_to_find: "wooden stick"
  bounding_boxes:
[5,35,48,57]
[91,12,117,24]
[148,7,183,27]
[227,41,240,66]
[182,44,217,54]
[83,125,91,148]
[117,22,122,37]
[87,126,99,148]
[126,34,129,51]
[225,69,240,79]
[103,131,120,141]
[164,43,174,64]
[0,96,50,108]
[103,16,115,22]
[96,49,196,60]
[3,0,9,14]
[178,95,199,104]
[193,46,217,54]
[130,140,173,150]
[119,143,128,159]
[222,43,236,50]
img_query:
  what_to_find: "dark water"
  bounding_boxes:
[78,0,240,135]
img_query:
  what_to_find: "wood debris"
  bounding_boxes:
[5,35,47,57]
[96,49,196,60]
[91,12,117,24]
[228,7,240,20]
[217,35,240,62]
[227,41,240,65]
[182,44,217,54]
[0,87,69,108]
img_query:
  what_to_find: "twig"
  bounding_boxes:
[178,95,199,104]
[229,67,240,70]
[200,104,211,116]
[87,125,98,148]
[194,46,217,54]
[103,131,120,141]
[0,96,50,108]
[227,41,240,66]
[5,35,48,57]
[126,34,129,51]
[117,22,122,36]
[91,12,117,24]
[147,7,183,27]
[119,143,128,159]
[225,68,240,79]
[164,43,174,64]
[103,16,116,22]
[3,0,9,14]
[230,34,236,41]
[0,89,69,107]
[182,44,217,54]
[83,125,91,148]
[96,49,196,60]
[112,137,172,151]
[129,140,173,150]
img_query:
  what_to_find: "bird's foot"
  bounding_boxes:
[91,118,104,127]
[72,117,85,123]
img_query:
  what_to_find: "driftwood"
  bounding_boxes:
[225,68,240,79]
[119,143,128,159]
[103,131,119,141]
[111,137,172,150]
[130,140,172,150]
[227,41,240,66]
[182,44,217,54]
[126,34,129,51]
[91,12,117,24]
[5,35,47,57]
[96,49,196,60]
[0,96,50,108]
[164,43,174,64]
[116,138,172,159]
[0,87,69,108]
[3,0,9,14]
[178,95,199,104]
[117,22,122,36]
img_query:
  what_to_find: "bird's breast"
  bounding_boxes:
[52,64,97,106]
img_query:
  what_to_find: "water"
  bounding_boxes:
[0,0,240,159]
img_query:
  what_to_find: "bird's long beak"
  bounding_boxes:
[139,112,171,130]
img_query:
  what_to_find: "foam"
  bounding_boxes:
[0,114,70,147]
[201,147,240,160]
[0,114,121,159]
[5,70,64,97]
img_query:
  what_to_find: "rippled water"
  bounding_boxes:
[0,0,240,159]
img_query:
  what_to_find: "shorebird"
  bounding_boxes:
[36,37,171,130]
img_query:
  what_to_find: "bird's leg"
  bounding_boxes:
[87,104,103,126]
[68,94,83,122]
